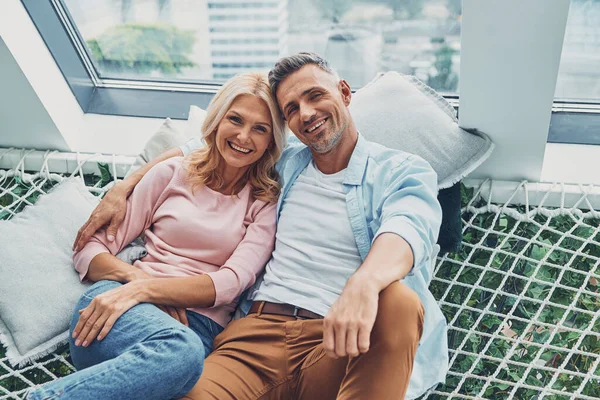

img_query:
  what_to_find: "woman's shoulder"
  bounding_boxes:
[145,156,186,185]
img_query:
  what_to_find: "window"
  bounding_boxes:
[554,0,600,102]
[57,0,461,91]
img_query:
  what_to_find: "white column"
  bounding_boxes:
[459,0,570,181]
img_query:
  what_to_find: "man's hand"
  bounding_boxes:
[72,282,143,347]
[73,185,128,252]
[323,278,379,359]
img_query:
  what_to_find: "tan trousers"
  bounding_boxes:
[187,282,424,400]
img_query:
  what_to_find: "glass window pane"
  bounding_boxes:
[62,0,461,91]
[555,0,600,102]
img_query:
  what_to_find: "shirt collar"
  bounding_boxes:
[343,133,368,186]
[293,133,368,186]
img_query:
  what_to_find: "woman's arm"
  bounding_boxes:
[73,147,183,252]
[129,201,278,309]
[86,253,152,283]
[73,159,179,281]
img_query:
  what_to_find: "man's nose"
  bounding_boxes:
[300,103,316,124]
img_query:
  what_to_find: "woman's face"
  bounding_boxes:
[215,94,274,172]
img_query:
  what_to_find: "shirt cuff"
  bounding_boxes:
[206,268,239,307]
[73,243,110,281]
[374,216,425,276]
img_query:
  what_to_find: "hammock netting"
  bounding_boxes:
[0,149,599,400]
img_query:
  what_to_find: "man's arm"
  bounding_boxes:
[73,147,183,251]
[323,155,441,359]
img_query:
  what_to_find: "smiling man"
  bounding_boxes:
[74,53,448,399]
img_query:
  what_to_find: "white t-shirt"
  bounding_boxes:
[251,161,363,317]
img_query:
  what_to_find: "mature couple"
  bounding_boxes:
[29,52,448,400]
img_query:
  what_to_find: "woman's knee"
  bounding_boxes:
[168,328,206,396]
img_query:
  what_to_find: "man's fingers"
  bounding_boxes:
[176,308,189,326]
[73,220,91,251]
[345,327,360,357]
[334,323,348,358]
[357,326,371,354]
[323,318,338,358]
[106,217,120,242]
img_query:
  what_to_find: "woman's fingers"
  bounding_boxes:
[176,308,189,326]
[79,312,111,347]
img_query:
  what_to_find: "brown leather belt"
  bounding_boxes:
[249,301,323,320]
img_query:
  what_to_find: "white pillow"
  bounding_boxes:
[125,105,206,177]
[0,178,96,366]
[350,72,494,189]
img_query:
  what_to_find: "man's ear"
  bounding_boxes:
[338,79,352,106]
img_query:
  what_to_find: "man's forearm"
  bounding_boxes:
[349,232,414,292]
[117,147,184,196]
[87,253,148,283]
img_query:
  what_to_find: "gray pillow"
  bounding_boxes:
[350,72,494,189]
[125,105,206,177]
[0,178,95,366]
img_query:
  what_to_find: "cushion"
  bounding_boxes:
[350,72,494,190]
[0,178,96,366]
[350,72,494,253]
[125,105,206,177]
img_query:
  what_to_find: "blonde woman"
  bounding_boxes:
[27,72,286,400]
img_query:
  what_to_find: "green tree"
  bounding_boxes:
[86,24,196,76]
[427,43,458,92]
[320,0,353,23]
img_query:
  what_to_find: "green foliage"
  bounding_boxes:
[428,44,459,92]
[422,183,600,399]
[86,24,196,75]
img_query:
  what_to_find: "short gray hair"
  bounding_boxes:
[268,52,338,99]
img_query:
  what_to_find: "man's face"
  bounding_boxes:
[276,65,351,154]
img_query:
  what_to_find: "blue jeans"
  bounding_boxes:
[28,280,223,400]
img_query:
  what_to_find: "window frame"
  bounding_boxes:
[21,0,600,145]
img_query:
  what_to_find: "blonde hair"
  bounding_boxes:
[184,72,286,203]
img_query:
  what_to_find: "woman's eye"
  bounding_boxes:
[229,116,242,124]
[255,126,267,133]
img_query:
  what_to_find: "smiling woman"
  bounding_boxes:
[25,72,288,400]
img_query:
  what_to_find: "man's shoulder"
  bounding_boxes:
[276,138,307,172]
[363,139,425,172]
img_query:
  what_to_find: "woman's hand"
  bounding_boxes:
[158,306,189,326]
[72,282,143,347]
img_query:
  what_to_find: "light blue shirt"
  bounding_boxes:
[181,134,449,399]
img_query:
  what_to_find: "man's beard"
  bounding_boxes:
[309,119,347,154]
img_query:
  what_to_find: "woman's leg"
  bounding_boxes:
[27,280,206,400]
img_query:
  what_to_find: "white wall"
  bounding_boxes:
[0,37,69,151]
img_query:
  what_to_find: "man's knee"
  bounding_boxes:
[373,282,424,350]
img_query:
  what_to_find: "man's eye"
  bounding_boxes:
[287,106,297,118]
[311,93,322,100]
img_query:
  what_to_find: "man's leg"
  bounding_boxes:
[28,280,206,400]
[182,313,303,400]
[297,282,424,400]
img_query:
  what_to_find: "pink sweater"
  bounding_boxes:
[73,157,277,327]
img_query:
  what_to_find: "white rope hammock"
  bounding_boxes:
[1,148,599,400]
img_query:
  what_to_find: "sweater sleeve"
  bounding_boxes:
[73,158,180,281]
[206,201,277,307]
